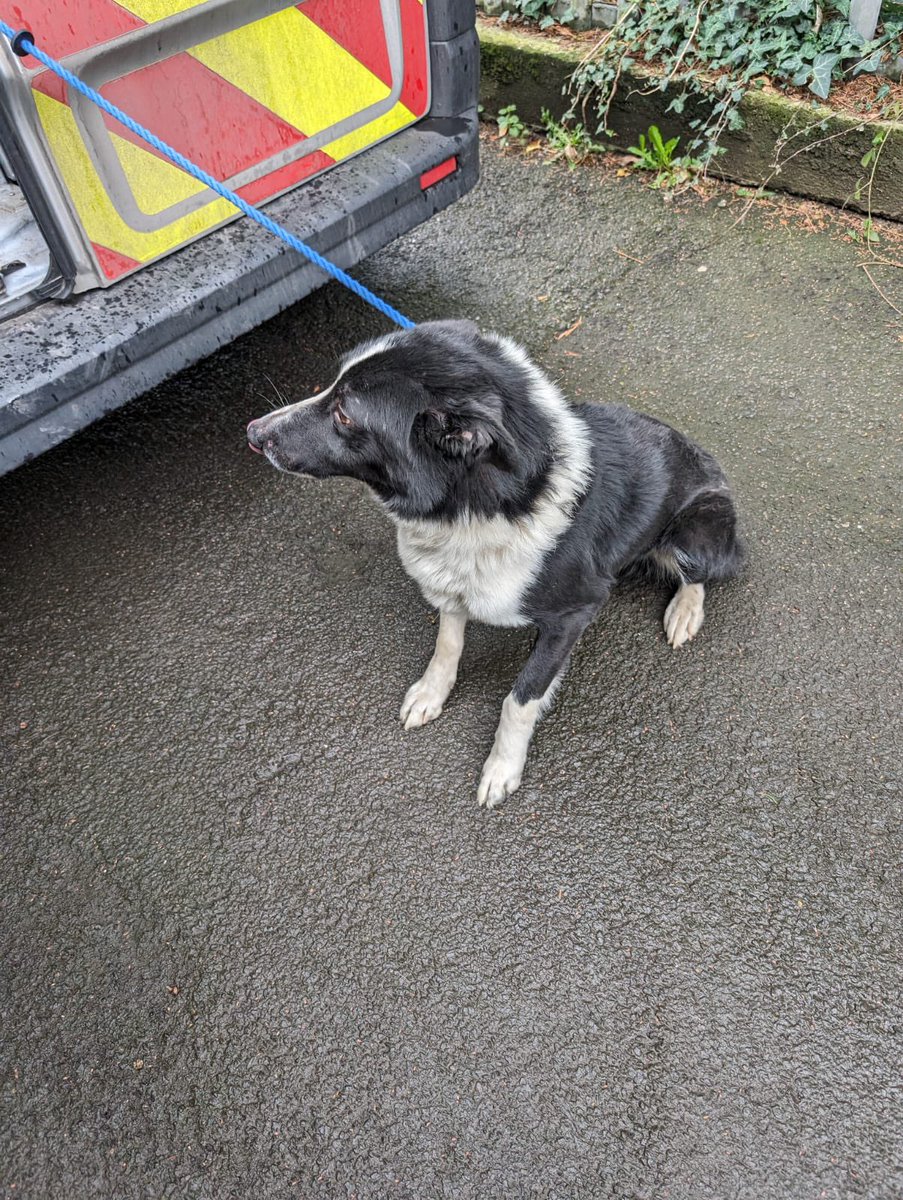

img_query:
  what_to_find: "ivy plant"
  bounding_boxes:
[569,0,903,167]
[498,0,572,31]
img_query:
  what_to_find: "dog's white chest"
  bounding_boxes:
[395,514,561,627]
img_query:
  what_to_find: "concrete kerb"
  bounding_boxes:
[479,20,903,221]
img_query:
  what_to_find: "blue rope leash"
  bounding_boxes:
[0,20,416,330]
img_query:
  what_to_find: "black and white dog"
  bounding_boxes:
[247,320,744,808]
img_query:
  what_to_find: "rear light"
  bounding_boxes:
[420,156,458,190]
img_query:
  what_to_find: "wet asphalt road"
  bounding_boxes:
[2,143,902,1199]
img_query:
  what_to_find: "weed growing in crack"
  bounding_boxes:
[625,123,704,189]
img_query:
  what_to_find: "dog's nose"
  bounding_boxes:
[247,418,268,454]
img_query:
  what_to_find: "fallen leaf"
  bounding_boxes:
[615,247,648,265]
[555,317,584,341]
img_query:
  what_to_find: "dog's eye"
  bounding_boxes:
[334,404,354,428]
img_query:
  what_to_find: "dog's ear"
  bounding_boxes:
[417,397,515,467]
[420,408,492,458]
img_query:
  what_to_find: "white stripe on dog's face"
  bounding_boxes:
[259,333,398,429]
[255,333,400,427]
[337,332,400,379]
[264,385,331,423]
[253,372,341,450]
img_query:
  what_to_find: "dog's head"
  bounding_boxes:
[247,320,545,518]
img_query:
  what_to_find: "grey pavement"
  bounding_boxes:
[1,142,902,1199]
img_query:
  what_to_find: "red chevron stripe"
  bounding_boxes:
[399,0,430,116]
[237,149,336,206]
[34,53,316,185]
[6,0,143,66]
[91,241,140,279]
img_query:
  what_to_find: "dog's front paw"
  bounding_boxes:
[400,678,448,730]
[477,750,524,810]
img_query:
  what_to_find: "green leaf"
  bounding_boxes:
[808,52,839,99]
[853,49,884,75]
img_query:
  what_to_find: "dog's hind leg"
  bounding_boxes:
[652,490,745,649]
[400,609,467,730]
[663,581,705,649]
[477,603,601,809]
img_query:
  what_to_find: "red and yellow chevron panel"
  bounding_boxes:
[5,0,430,281]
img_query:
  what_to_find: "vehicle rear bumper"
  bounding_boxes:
[0,106,479,475]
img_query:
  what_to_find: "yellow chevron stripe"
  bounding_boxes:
[34,90,236,263]
[322,99,416,161]
[118,2,415,160]
[117,0,207,15]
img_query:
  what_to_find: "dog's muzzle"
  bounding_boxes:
[246,417,271,455]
